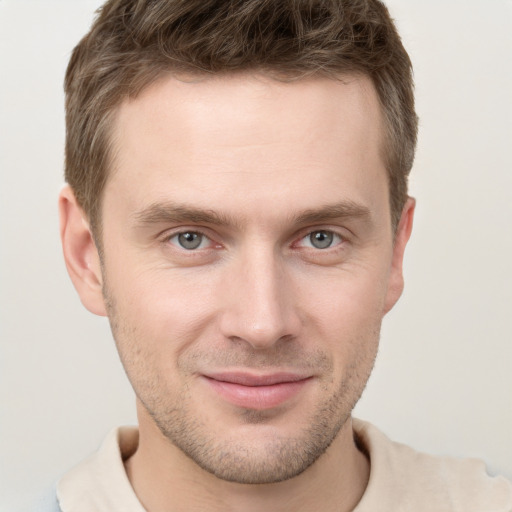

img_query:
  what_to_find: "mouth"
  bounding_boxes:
[201,371,312,410]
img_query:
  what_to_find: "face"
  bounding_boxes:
[68,73,412,484]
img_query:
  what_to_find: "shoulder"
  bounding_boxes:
[353,419,512,512]
[55,426,144,512]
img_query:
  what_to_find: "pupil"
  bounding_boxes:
[311,231,333,249]
[178,232,202,249]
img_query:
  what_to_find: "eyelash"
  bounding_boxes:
[162,228,347,253]
[294,230,344,250]
[164,230,218,252]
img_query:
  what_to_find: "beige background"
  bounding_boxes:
[1,1,511,510]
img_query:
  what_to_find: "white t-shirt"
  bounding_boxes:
[56,419,512,512]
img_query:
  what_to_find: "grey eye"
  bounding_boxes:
[177,232,203,250]
[309,230,334,249]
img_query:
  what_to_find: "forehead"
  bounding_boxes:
[113,72,384,153]
[105,73,388,225]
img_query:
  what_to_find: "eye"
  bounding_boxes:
[169,231,211,250]
[300,230,343,250]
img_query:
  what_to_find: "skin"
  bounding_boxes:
[60,73,414,512]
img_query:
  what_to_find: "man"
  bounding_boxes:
[46,0,511,510]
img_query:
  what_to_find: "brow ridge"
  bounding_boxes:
[293,201,371,225]
[133,203,238,228]
[132,200,372,229]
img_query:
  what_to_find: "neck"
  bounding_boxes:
[125,410,369,512]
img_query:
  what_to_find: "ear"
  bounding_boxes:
[383,197,415,314]
[59,185,107,316]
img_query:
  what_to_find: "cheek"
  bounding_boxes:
[299,262,390,324]
[103,264,224,391]
[296,265,388,360]
[111,264,219,334]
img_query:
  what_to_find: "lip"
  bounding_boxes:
[202,371,312,410]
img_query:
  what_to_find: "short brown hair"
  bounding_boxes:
[65,0,418,234]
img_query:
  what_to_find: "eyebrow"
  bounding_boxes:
[132,203,240,229]
[132,200,372,229]
[292,201,371,225]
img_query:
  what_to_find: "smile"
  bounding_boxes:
[201,372,312,410]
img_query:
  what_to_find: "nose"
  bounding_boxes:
[218,247,301,350]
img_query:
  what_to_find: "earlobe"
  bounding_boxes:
[59,185,107,316]
[383,197,415,314]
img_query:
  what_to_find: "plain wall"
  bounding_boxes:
[1,1,511,510]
